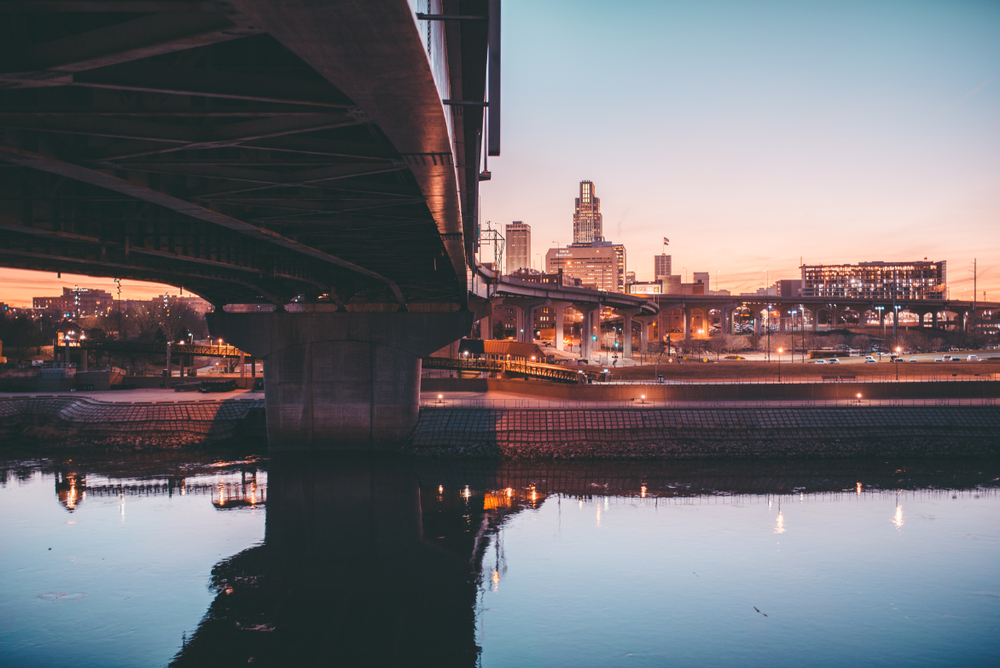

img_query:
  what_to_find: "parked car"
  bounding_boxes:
[828,358,840,364]
[813,359,827,364]
[908,359,917,363]
[864,357,876,363]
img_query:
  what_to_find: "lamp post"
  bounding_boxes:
[895,346,901,381]
[777,347,783,382]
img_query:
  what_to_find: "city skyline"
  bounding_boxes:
[479,0,999,299]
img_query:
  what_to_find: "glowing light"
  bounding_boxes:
[462,485,470,499]
[892,503,904,529]
[856,482,862,495]
[774,511,786,534]
[438,485,443,494]
[491,569,501,592]
[640,484,647,498]
[506,487,513,497]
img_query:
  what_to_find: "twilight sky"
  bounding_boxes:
[1,0,997,307]
[481,0,1000,298]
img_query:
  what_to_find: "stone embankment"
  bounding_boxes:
[0,395,264,448]
[407,406,1000,459]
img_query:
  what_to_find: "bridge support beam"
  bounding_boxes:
[207,310,473,450]
[578,306,599,361]
[617,307,642,359]
[551,301,571,351]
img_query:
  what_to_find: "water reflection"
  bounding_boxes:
[4,456,997,667]
[170,456,510,667]
[164,457,1000,667]
[55,471,86,511]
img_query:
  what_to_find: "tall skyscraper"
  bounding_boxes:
[572,180,603,244]
[654,254,672,279]
[506,221,531,273]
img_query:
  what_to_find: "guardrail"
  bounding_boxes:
[592,374,1000,385]
[422,357,588,383]
[419,396,1000,409]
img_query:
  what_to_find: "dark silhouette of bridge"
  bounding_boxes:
[0,1,515,448]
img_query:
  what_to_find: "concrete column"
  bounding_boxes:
[617,307,641,359]
[81,349,88,372]
[479,312,492,341]
[551,301,571,351]
[623,312,633,358]
[918,311,926,328]
[683,307,691,340]
[578,306,599,361]
[932,311,939,328]
[206,310,473,450]
[811,308,818,332]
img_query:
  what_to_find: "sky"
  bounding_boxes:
[1,0,998,307]
[480,0,1000,298]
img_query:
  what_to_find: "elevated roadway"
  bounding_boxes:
[644,294,997,340]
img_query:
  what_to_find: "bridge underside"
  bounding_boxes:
[0,1,489,308]
[1,1,494,450]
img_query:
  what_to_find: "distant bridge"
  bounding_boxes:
[422,356,590,384]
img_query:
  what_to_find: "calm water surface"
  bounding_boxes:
[1,455,997,667]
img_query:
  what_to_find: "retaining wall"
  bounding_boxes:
[407,406,1000,459]
[0,395,264,443]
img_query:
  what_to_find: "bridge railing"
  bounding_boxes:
[422,357,589,383]
[419,396,1000,409]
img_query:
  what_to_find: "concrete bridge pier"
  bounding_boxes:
[578,305,599,361]
[551,301,571,351]
[618,308,641,358]
[207,310,473,450]
[636,315,656,353]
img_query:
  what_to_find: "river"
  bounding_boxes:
[1,454,998,667]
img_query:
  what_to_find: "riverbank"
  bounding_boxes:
[0,395,265,450]
[5,391,1000,460]
[406,405,1000,459]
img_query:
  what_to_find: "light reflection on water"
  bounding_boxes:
[0,456,997,667]
[478,484,1000,668]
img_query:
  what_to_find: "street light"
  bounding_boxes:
[895,346,901,381]
[777,347,783,382]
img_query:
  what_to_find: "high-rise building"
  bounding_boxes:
[801,261,947,299]
[506,221,531,273]
[654,254,672,280]
[546,243,626,293]
[572,180,603,244]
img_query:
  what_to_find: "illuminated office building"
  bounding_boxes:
[546,243,626,293]
[572,180,603,244]
[506,221,531,272]
[800,261,946,299]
